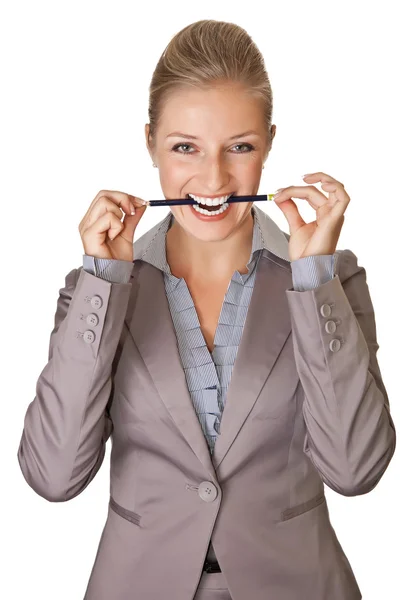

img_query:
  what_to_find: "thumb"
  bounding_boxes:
[123,197,147,241]
[275,198,305,233]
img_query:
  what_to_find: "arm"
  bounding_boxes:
[17,264,133,502]
[286,248,396,496]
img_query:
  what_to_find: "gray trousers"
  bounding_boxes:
[193,571,231,600]
[193,541,231,599]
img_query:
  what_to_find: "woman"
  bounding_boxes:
[18,20,395,600]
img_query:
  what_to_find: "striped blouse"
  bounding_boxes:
[83,207,336,454]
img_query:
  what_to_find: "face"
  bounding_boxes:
[145,82,276,243]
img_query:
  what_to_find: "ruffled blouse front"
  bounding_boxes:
[164,259,261,452]
[141,208,265,454]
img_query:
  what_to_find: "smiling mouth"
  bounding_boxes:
[185,193,235,211]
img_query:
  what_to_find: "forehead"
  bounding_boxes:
[158,84,264,135]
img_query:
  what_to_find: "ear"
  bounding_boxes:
[144,123,154,161]
[271,124,276,141]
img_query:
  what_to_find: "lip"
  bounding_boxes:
[189,202,232,222]
[187,192,235,200]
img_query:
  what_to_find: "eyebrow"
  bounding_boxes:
[166,130,259,140]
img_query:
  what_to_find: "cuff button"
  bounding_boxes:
[83,330,96,344]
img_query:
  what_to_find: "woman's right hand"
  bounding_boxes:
[79,190,147,262]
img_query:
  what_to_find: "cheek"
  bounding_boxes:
[234,203,253,218]
[160,160,190,183]
[169,205,193,224]
[158,167,180,192]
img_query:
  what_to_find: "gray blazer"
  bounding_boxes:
[18,206,396,599]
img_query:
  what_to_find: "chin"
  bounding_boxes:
[170,201,252,239]
[182,205,247,242]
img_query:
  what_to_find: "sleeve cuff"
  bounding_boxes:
[82,254,134,284]
[290,253,339,291]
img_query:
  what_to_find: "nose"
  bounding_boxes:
[199,153,230,194]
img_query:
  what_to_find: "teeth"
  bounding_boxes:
[192,202,229,216]
[188,193,232,206]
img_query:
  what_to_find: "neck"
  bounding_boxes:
[166,209,255,283]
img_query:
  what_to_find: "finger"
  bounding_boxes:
[80,192,147,234]
[301,176,350,223]
[129,195,149,213]
[303,172,343,186]
[96,190,137,216]
[79,190,128,233]
[302,174,350,210]
[87,190,143,221]
[81,197,124,235]
[319,180,351,208]
[82,212,124,253]
[273,185,327,210]
[85,190,132,218]
[302,173,349,201]
[121,201,147,241]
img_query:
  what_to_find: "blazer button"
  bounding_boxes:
[198,481,218,502]
[325,320,337,334]
[91,295,103,309]
[320,304,331,317]
[83,330,96,344]
[86,313,99,326]
[329,339,341,352]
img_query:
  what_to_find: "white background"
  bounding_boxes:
[2,1,399,598]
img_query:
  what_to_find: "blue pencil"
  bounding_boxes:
[143,194,276,207]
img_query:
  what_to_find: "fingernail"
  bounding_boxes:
[273,188,284,194]
[130,202,135,215]
[302,174,311,178]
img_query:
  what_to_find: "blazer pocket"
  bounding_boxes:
[109,496,141,526]
[280,491,326,522]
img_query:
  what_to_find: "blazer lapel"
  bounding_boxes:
[128,205,294,476]
[211,252,293,470]
[128,261,218,481]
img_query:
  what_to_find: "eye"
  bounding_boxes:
[232,143,255,153]
[171,143,255,154]
[172,143,194,154]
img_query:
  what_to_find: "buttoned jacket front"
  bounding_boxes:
[18,206,396,600]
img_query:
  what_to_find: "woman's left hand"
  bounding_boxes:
[272,172,350,262]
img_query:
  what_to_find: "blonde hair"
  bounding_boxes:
[147,19,273,149]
